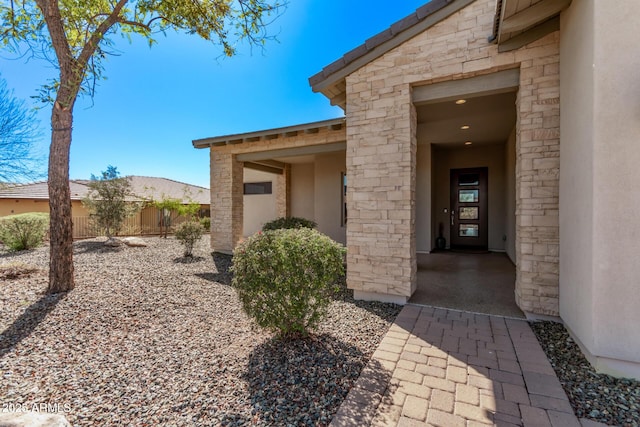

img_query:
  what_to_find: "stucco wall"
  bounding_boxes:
[0,199,50,216]
[0,199,89,218]
[290,163,315,221]
[243,168,278,236]
[314,152,346,245]
[560,0,640,378]
[431,143,507,252]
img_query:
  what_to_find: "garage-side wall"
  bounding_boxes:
[209,126,346,253]
[345,0,560,314]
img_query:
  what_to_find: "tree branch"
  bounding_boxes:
[34,0,73,84]
[75,0,128,74]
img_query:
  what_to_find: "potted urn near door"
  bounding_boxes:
[436,222,446,250]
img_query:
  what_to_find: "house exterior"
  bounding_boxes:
[193,0,640,380]
[0,177,210,239]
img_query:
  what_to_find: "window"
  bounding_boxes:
[244,182,272,195]
[341,172,347,226]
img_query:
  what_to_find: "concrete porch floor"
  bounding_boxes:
[411,252,524,318]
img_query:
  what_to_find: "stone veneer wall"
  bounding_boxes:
[276,164,291,218]
[210,152,243,253]
[345,0,560,314]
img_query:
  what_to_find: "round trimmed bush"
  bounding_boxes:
[261,216,317,231]
[0,212,49,251]
[231,227,345,338]
[199,216,211,231]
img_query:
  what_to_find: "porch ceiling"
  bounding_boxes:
[417,91,516,146]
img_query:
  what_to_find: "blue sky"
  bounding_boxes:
[1,1,428,188]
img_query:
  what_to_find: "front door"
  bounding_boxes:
[450,167,488,249]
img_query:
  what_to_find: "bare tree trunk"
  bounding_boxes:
[46,103,74,293]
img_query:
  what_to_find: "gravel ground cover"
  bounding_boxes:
[531,321,640,427]
[0,237,400,426]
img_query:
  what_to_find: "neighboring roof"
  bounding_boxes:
[192,117,345,148]
[0,181,92,200]
[127,176,209,205]
[0,177,210,205]
[308,0,476,108]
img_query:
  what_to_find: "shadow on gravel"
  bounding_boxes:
[0,292,66,359]
[239,334,367,426]
[195,252,233,286]
[173,256,205,264]
[74,240,123,254]
[333,277,402,324]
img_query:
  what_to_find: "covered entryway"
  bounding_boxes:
[412,252,523,317]
[414,70,519,315]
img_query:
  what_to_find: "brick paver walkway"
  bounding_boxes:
[331,305,608,427]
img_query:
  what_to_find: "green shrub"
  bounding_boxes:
[231,228,346,338]
[174,220,204,257]
[0,212,49,251]
[261,216,317,231]
[199,216,211,231]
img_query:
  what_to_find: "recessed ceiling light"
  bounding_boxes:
[464,141,473,145]
[455,99,467,105]
[460,125,470,130]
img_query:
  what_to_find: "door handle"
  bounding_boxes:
[451,210,455,226]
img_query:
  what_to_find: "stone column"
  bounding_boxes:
[345,76,417,304]
[210,150,243,253]
[275,164,290,218]
[514,51,561,316]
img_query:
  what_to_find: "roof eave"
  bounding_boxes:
[492,0,571,50]
[192,117,346,149]
[308,0,476,108]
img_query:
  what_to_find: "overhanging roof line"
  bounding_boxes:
[237,142,346,162]
[192,117,345,149]
[308,0,476,94]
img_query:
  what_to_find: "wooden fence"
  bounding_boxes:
[72,206,196,239]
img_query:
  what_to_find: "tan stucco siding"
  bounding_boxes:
[243,169,278,236]
[0,199,50,216]
[314,152,346,245]
[0,199,90,217]
[290,164,315,221]
[560,0,640,379]
[345,0,560,311]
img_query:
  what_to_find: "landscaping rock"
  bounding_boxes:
[531,321,640,426]
[103,237,122,247]
[0,237,400,426]
[122,237,147,247]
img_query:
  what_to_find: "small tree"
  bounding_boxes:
[0,75,45,184]
[82,166,140,240]
[147,188,203,238]
[150,196,182,238]
[175,220,204,257]
[0,0,284,293]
